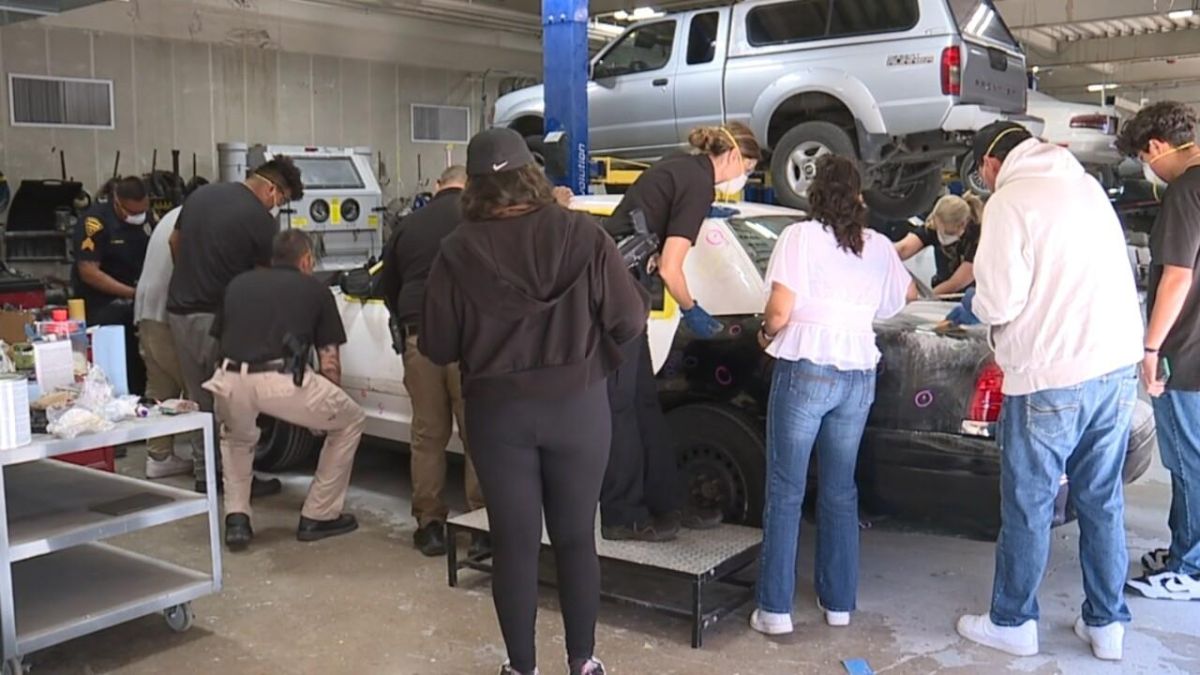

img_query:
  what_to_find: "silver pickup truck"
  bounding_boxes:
[494,0,1041,218]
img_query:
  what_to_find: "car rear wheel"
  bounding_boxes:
[771,121,856,211]
[668,403,765,526]
[254,416,320,471]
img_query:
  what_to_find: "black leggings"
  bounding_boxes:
[466,380,611,673]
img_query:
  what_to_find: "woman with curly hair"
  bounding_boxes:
[750,155,914,636]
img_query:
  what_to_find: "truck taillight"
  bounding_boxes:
[1070,114,1119,135]
[968,363,1004,423]
[941,46,962,96]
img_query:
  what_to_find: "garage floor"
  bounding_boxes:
[26,440,1200,675]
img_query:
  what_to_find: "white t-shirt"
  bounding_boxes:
[134,206,181,325]
[763,220,909,370]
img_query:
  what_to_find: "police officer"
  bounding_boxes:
[378,165,486,557]
[73,176,152,395]
[601,122,763,542]
[204,230,365,551]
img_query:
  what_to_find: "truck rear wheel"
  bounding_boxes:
[254,416,320,471]
[770,121,857,211]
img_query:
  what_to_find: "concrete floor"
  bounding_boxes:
[26,439,1200,675]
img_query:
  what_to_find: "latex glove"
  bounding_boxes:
[681,303,723,339]
[945,287,981,327]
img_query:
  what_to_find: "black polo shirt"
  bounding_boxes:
[213,266,346,363]
[167,182,277,315]
[378,188,462,327]
[911,221,981,288]
[609,153,716,248]
[72,200,151,313]
[1149,165,1200,391]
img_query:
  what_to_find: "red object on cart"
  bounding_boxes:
[57,447,116,472]
[0,274,46,309]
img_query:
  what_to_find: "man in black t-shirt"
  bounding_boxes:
[204,230,365,551]
[166,156,303,491]
[1117,101,1200,601]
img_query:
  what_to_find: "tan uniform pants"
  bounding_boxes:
[402,334,484,526]
[139,319,201,462]
[204,364,365,521]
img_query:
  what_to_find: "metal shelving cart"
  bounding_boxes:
[0,412,221,675]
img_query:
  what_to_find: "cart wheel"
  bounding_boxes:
[3,658,25,675]
[163,603,194,633]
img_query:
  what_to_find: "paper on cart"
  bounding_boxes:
[33,340,73,392]
[0,374,31,449]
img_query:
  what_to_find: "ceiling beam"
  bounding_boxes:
[997,0,1188,29]
[1030,28,1200,67]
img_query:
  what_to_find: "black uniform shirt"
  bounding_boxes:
[72,200,151,313]
[609,153,716,248]
[912,221,981,288]
[213,266,347,363]
[1149,165,1200,390]
[378,188,462,327]
[167,182,277,315]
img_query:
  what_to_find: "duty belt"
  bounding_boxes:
[222,358,288,374]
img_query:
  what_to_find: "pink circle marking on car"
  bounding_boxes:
[715,365,734,386]
[914,390,934,408]
[705,229,726,246]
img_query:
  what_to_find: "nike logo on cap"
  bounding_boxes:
[492,161,508,172]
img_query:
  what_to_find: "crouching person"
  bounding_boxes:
[204,230,365,551]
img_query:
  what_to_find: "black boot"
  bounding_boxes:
[414,521,447,556]
[225,513,253,551]
[468,532,492,559]
[600,516,679,542]
[297,513,359,542]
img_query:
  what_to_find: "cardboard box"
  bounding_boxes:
[0,309,35,345]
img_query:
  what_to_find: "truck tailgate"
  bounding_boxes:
[958,40,1026,114]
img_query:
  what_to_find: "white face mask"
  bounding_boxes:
[937,229,962,247]
[1143,162,1168,189]
[716,172,748,195]
[124,211,147,226]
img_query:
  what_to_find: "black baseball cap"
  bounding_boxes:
[467,128,536,177]
[973,120,1033,166]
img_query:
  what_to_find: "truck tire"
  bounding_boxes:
[770,121,857,211]
[863,165,945,219]
[667,403,765,526]
[254,416,320,471]
[524,135,548,168]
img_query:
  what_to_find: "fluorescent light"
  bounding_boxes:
[1031,66,1040,74]
[630,7,664,19]
[1168,9,1195,19]
[1087,83,1119,92]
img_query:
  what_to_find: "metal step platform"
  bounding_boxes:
[446,509,762,648]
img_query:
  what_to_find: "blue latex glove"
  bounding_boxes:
[946,287,981,326]
[681,303,723,338]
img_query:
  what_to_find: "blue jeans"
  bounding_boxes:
[1151,390,1200,575]
[757,358,874,615]
[991,366,1137,627]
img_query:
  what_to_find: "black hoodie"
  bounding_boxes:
[419,204,649,399]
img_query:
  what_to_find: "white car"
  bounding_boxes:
[959,89,1121,194]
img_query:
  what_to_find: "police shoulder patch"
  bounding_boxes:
[85,217,103,237]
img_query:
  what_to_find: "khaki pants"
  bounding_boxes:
[204,365,365,521]
[139,319,201,462]
[402,334,484,526]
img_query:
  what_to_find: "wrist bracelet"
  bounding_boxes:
[759,328,776,342]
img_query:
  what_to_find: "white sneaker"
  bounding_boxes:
[146,454,195,479]
[956,613,1039,657]
[1074,616,1123,661]
[817,598,850,627]
[750,609,794,635]
[1126,570,1200,601]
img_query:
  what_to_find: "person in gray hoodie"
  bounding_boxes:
[420,128,648,675]
[955,122,1143,662]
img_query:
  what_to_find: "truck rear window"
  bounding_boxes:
[746,0,919,47]
[946,0,1019,48]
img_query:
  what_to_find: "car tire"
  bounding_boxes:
[863,164,945,219]
[957,153,992,197]
[524,135,548,168]
[1124,399,1157,484]
[667,403,765,526]
[254,415,320,471]
[770,121,858,211]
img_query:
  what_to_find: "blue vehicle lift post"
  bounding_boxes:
[542,0,589,195]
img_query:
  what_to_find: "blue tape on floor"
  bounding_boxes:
[843,658,875,675]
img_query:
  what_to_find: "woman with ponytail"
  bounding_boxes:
[751,156,914,636]
[894,191,985,296]
[601,122,763,542]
